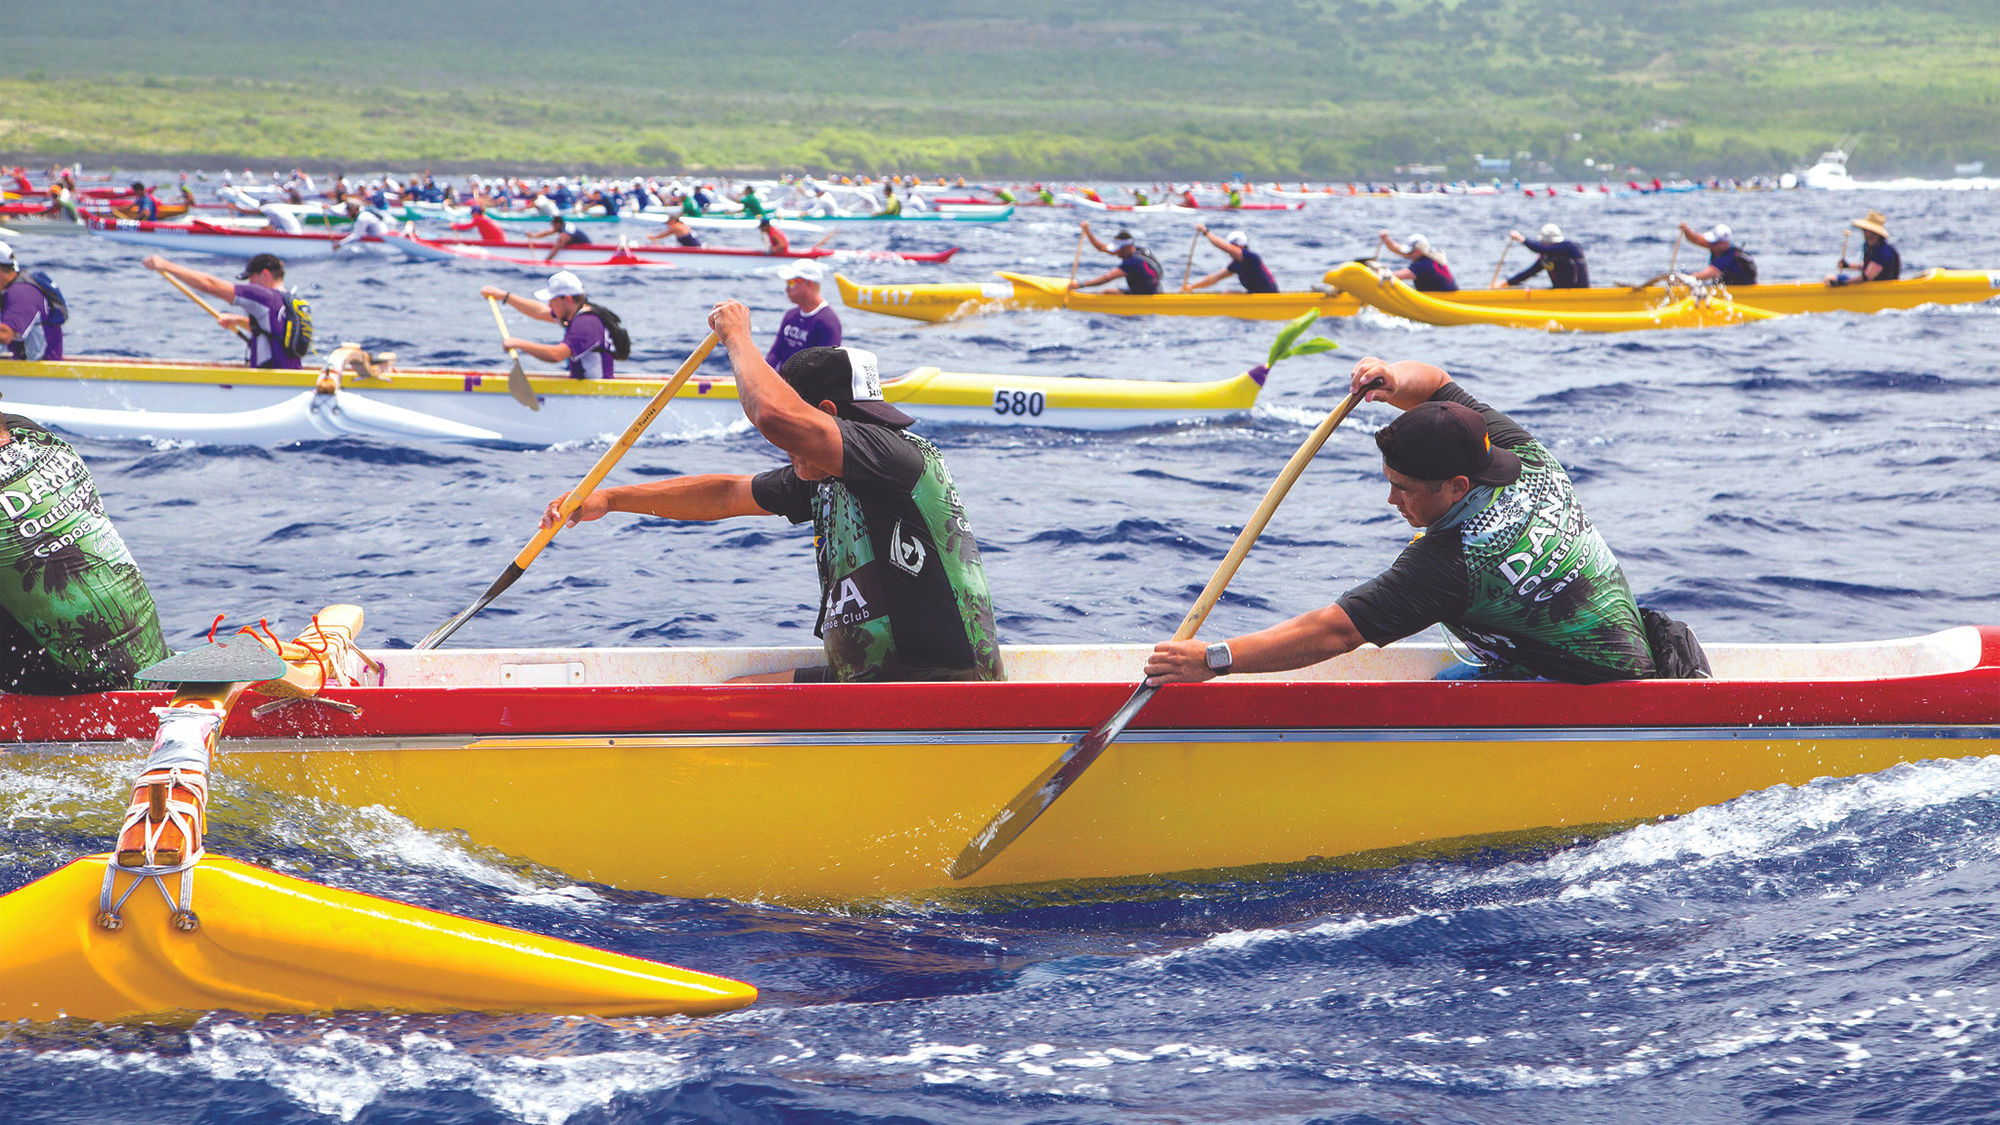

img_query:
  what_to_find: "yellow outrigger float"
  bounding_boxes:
[0,607,757,1024]
[1322,263,1776,331]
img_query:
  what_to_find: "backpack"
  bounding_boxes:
[577,303,631,361]
[23,271,66,326]
[247,290,314,359]
[1718,247,1757,286]
[1639,608,1712,679]
[1127,247,1165,293]
[277,293,314,358]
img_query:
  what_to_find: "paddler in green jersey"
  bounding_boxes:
[539,301,1004,684]
[1145,356,1664,686]
[0,411,169,694]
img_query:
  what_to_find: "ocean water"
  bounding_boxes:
[3,179,2000,1123]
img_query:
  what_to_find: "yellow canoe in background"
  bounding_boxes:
[1319,266,2000,319]
[1322,263,1775,331]
[837,271,1358,322]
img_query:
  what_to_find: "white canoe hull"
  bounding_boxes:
[90,225,406,259]
[0,356,1267,444]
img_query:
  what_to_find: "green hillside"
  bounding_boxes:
[5,0,1995,177]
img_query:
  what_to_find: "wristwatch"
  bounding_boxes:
[1204,641,1234,675]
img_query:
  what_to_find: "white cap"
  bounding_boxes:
[1225,230,1249,246]
[0,240,14,266]
[1408,234,1430,251]
[776,260,826,283]
[1539,223,1563,241]
[534,270,586,301]
[1705,224,1732,244]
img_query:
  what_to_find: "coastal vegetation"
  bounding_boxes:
[5,0,1995,178]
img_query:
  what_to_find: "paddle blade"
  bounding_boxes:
[414,562,523,650]
[506,355,540,411]
[134,640,286,685]
[950,681,1159,880]
[0,855,756,1022]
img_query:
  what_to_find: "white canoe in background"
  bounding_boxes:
[8,387,503,444]
[88,219,407,259]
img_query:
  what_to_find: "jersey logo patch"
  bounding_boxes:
[888,519,927,576]
[824,577,871,623]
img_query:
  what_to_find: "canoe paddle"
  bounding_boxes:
[159,272,251,343]
[1833,228,1852,279]
[1488,235,1513,288]
[486,295,542,411]
[415,331,720,650]
[1062,227,1085,306]
[1181,227,1201,290]
[951,366,1377,881]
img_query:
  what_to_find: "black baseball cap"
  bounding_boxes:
[1375,400,1521,486]
[778,346,914,428]
[238,252,286,279]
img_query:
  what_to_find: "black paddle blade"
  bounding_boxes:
[414,563,524,651]
[949,681,1160,880]
[135,641,286,685]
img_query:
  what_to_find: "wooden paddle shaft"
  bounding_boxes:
[1182,228,1200,289]
[487,295,521,359]
[1837,228,1851,271]
[509,331,720,572]
[945,376,1381,881]
[1488,236,1512,288]
[161,272,250,341]
[1168,381,1377,642]
[1668,229,1682,274]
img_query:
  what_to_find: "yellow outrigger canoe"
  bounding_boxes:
[840,265,2000,326]
[837,270,1356,322]
[1323,265,2000,319]
[8,627,1998,906]
[1323,263,1775,331]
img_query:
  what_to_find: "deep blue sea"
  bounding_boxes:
[4,177,2000,1124]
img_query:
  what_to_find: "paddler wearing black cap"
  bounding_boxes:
[1826,211,1901,286]
[1146,356,1685,686]
[538,300,1005,685]
[143,252,304,369]
[1072,221,1164,294]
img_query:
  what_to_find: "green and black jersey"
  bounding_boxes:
[1337,384,1655,683]
[0,414,169,694]
[751,420,1004,683]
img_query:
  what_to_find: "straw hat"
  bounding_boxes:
[1851,210,1890,238]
